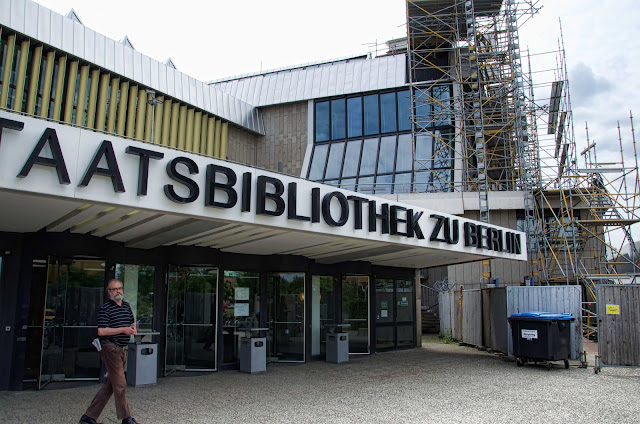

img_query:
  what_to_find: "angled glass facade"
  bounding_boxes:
[308,87,455,193]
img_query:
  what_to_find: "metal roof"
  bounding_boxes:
[0,0,265,135]
[209,54,407,107]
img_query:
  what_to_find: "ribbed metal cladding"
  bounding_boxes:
[209,54,407,107]
[0,0,264,135]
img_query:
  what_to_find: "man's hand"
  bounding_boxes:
[123,325,137,336]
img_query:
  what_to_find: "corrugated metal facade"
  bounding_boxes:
[0,0,264,134]
[210,54,407,107]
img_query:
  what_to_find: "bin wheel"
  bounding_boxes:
[546,362,552,371]
[564,359,569,369]
[516,358,524,367]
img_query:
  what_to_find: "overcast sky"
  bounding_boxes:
[29,0,640,244]
[32,0,638,152]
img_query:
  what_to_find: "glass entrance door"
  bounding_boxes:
[267,272,305,362]
[342,276,370,354]
[375,278,415,351]
[166,266,218,374]
[31,258,105,389]
[222,271,260,364]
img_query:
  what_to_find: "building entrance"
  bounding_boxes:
[374,278,415,351]
[165,266,218,373]
[23,257,105,389]
[267,272,305,362]
[342,276,370,354]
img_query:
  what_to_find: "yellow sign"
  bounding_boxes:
[606,304,620,315]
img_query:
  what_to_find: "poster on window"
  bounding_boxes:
[234,302,249,317]
[235,287,250,301]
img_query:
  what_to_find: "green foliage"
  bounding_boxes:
[440,327,454,344]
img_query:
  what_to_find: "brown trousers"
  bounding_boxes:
[85,341,131,420]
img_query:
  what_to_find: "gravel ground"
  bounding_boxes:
[1,336,638,423]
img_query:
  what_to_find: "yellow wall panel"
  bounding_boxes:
[206,117,215,157]
[26,45,43,115]
[12,40,30,111]
[86,69,100,128]
[0,34,16,108]
[107,77,119,133]
[193,111,202,154]
[74,65,89,126]
[199,113,209,155]
[125,84,138,138]
[144,93,153,142]
[38,51,55,118]
[51,55,67,121]
[177,105,187,150]
[153,96,164,145]
[95,73,110,131]
[63,60,78,123]
[116,80,129,135]
[170,102,179,148]
[185,108,195,152]
[213,118,222,158]
[161,98,172,146]
[220,122,228,159]
[134,87,146,140]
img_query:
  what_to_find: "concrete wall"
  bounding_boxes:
[258,102,308,176]
[428,209,529,290]
[226,102,308,177]
[227,125,259,166]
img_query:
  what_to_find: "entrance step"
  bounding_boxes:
[421,311,440,334]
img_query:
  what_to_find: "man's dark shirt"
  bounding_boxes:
[97,300,134,346]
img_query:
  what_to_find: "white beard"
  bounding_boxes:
[110,293,124,302]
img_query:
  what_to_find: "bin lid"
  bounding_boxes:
[509,311,574,320]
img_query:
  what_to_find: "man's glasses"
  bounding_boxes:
[107,287,123,292]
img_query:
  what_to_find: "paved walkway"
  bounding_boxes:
[1,337,638,423]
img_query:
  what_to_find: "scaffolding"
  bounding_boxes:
[407,0,541,281]
[407,0,640,319]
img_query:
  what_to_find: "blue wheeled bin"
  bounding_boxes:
[508,312,574,370]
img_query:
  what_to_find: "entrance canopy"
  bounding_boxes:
[0,111,526,269]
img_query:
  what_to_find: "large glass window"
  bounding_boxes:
[308,144,328,180]
[363,94,379,136]
[359,138,379,176]
[357,176,375,194]
[308,88,454,194]
[342,140,361,178]
[397,90,412,131]
[331,98,346,140]
[380,92,397,133]
[394,173,412,193]
[375,174,393,194]
[315,101,330,142]
[396,134,413,173]
[325,142,345,180]
[377,136,396,175]
[347,97,363,137]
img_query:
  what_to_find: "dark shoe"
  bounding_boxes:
[79,414,102,424]
[122,417,138,424]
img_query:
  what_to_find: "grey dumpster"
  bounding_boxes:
[240,327,268,374]
[326,324,350,364]
[126,343,157,386]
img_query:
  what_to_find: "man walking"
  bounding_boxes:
[79,279,139,424]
